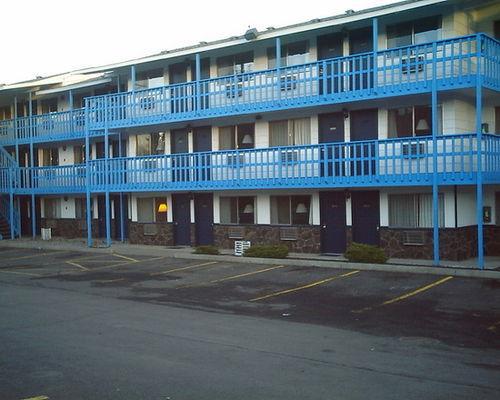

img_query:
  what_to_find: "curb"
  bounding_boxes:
[0,240,498,279]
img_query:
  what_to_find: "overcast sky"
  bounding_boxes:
[1,0,396,85]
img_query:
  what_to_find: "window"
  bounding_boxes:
[269,118,311,146]
[74,145,85,164]
[41,98,58,114]
[388,106,442,138]
[136,68,164,89]
[387,16,442,48]
[217,52,254,76]
[41,148,59,166]
[137,198,155,223]
[75,198,86,219]
[0,106,11,120]
[389,193,444,228]
[44,198,60,219]
[219,124,255,150]
[270,195,311,225]
[136,132,165,156]
[495,20,500,40]
[267,41,310,68]
[220,197,255,224]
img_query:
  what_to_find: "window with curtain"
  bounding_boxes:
[219,124,254,150]
[216,52,254,76]
[75,198,85,219]
[137,198,155,223]
[270,195,311,225]
[136,68,164,89]
[388,105,442,138]
[267,41,310,68]
[136,133,164,156]
[389,193,444,228]
[220,197,255,224]
[269,118,311,146]
[44,198,60,219]
[387,16,442,48]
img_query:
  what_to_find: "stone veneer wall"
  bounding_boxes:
[128,222,174,246]
[41,218,100,238]
[380,226,500,261]
[214,224,321,253]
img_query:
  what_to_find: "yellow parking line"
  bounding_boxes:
[0,270,41,277]
[353,275,453,314]
[250,270,360,302]
[65,260,89,271]
[177,265,286,289]
[94,278,125,284]
[22,396,49,400]
[70,254,111,262]
[6,251,68,261]
[151,261,218,276]
[112,253,138,262]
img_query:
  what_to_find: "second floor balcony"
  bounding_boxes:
[2,133,498,195]
[0,34,498,146]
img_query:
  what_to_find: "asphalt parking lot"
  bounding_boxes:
[1,246,499,349]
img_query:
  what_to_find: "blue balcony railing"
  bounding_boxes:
[0,108,86,145]
[2,133,496,194]
[0,34,498,147]
[85,34,496,130]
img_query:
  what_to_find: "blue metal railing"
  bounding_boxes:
[0,108,86,145]
[0,34,497,146]
[84,34,493,130]
[3,133,496,194]
[0,195,20,238]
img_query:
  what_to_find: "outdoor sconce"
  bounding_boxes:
[157,203,168,213]
[342,108,349,119]
[344,189,351,200]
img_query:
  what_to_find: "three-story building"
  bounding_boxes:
[0,0,499,268]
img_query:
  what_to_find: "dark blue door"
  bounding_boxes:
[318,33,344,95]
[319,112,345,178]
[350,108,378,177]
[194,193,214,245]
[320,191,347,254]
[193,126,211,183]
[351,191,380,246]
[172,193,191,246]
[171,128,189,182]
[349,27,373,91]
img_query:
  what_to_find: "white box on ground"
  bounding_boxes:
[234,240,251,256]
[41,228,52,240]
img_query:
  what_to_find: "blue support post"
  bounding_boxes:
[276,37,281,101]
[8,169,14,239]
[69,90,73,110]
[118,132,125,242]
[104,101,111,247]
[195,53,201,113]
[84,103,93,247]
[28,92,36,238]
[431,42,440,266]
[13,97,18,163]
[131,65,136,91]
[372,18,378,91]
[475,34,484,270]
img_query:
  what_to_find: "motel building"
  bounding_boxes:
[0,0,499,269]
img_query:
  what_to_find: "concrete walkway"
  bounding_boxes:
[1,237,499,279]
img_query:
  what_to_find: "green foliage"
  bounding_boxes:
[194,245,220,255]
[344,242,388,264]
[243,245,289,259]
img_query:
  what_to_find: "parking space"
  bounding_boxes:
[0,246,499,348]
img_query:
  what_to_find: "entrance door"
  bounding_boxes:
[350,108,378,176]
[172,193,191,246]
[320,191,347,254]
[349,27,373,91]
[194,193,213,245]
[97,195,106,238]
[193,126,212,183]
[351,191,380,246]
[169,62,191,113]
[319,112,345,178]
[112,194,128,240]
[317,33,344,95]
[171,128,189,182]
[19,196,31,236]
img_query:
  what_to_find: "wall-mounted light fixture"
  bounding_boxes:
[342,108,349,119]
[157,203,168,213]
